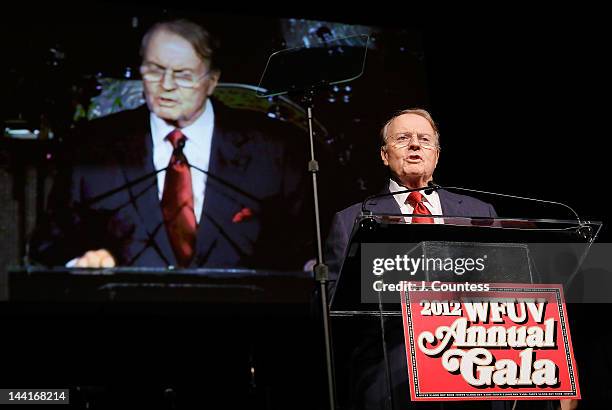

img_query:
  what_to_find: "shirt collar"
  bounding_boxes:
[150,99,214,147]
[388,178,433,204]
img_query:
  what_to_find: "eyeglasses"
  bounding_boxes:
[140,63,211,89]
[387,132,439,150]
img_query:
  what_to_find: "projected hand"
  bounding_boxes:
[75,249,116,268]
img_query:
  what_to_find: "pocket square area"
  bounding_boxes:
[232,207,253,223]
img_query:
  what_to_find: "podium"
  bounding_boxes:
[329,214,602,409]
[8,266,313,304]
[2,268,323,409]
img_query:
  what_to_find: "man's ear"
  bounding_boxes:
[206,69,221,96]
[380,146,389,166]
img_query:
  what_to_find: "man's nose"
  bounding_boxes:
[408,135,421,149]
[161,70,177,90]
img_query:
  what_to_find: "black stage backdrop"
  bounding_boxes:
[0,2,609,409]
[1,4,608,248]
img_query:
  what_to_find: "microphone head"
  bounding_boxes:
[359,216,378,233]
[425,180,440,194]
[577,225,594,242]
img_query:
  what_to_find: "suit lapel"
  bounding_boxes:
[438,188,464,217]
[118,107,176,266]
[193,105,254,266]
[368,187,403,215]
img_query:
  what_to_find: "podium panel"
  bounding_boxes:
[330,214,601,409]
[3,268,323,409]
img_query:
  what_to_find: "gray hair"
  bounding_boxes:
[140,19,220,71]
[380,108,440,148]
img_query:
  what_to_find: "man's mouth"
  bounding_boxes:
[158,97,178,106]
[406,154,422,162]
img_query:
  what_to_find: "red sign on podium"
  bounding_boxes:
[400,283,580,401]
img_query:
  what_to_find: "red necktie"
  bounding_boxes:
[161,129,197,267]
[406,191,434,224]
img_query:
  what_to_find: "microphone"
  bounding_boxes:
[361,184,436,214]
[427,182,597,292]
[425,181,585,225]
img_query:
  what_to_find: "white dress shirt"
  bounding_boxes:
[388,179,444,224]
[151,99,215,223]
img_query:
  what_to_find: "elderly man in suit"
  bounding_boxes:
[29,19,309,269]
[325,108,497,279]
[325,109,582,410]
[324,108,506,410]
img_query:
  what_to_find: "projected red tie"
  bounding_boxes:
[161,129,196,267]
[407,191,434,224]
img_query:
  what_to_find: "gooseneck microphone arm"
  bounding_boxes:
[79,135,262,210]
[425,181,584,225]
[77,135,191,208]
[361,184,436,214]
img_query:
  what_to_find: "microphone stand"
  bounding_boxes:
[304,88,337,410]
[426,181,597,293]
[426,182,585,226]
[78,137,264,211]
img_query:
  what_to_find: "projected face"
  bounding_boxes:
[141,30,219,128]
[380,113,440,188]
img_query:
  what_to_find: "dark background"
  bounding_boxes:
[1,3,608,261]
[0,2,609,408]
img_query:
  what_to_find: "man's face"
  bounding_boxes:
[142,30,219,127]
[380,113,440,187]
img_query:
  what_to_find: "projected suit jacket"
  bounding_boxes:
[30,100,310,269]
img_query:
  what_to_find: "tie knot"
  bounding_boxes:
[167,129,185,149]
[406,191,424,206]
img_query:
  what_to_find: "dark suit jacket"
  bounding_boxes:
[30,101,311,269]
[323,186,501,410]
[324,186,498,284]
